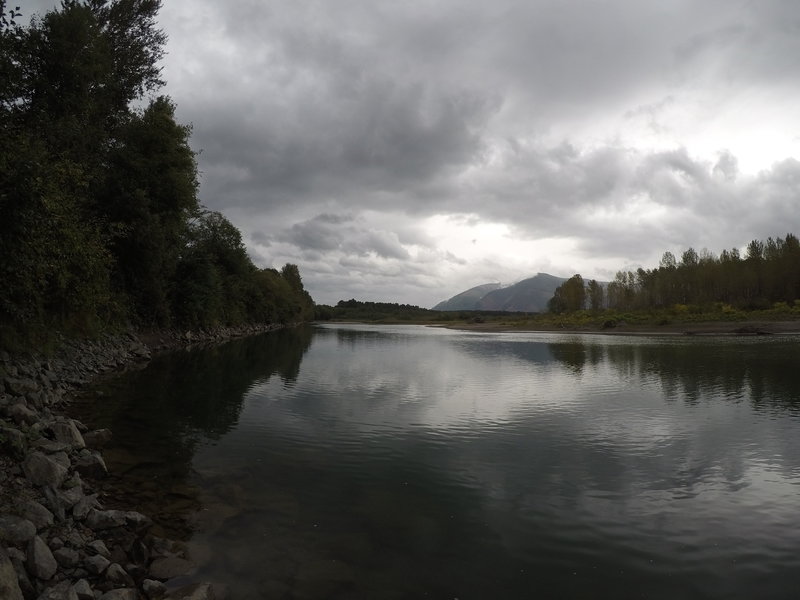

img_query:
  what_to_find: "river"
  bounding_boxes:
[72,324,800,599]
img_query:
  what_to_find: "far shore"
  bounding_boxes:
[432,319,800,336]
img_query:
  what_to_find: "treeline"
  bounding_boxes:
[316,300,439,321]
[0,1,313,344]
[548,233,800,314]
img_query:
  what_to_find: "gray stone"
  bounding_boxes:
[141,579,166,599]
[82,429,113,450]
[58,486,84,509]
[163,583,215,600]
[0,514,37,545]
[98,589,138,600]
[7,403,38,426]
[5,378,40,397]
[27,535,58,581]
[36,580,79,600]
[86,540,111,558]
[20,500,55,530]
[0,546,24,600]
[105,563,134,588]
[23,452,68,488]
[48,536,64,551]
[72,494,100,521]
[50,420,85,449]
[86,509,126,531]
[42,486,66,522]
[124,511,151,531]
[0,425,27,458]
[73,579,93,600]
[147,556,195,581]
[73,453,108,479]
[49,451,71,470]
[85,554,110,575]
[53,547,80,569]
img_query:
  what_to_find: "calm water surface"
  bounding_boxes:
[74,325,800,599]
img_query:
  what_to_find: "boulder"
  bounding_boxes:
[20,500,55,530]
[73,452,108,479]
[163,583,216,600]
[147,556,195,581]
[53,547,80,569]
[35,580,79,600]
[85,554,111,575]
[72,579,93,600]
[98,590,139,600]
[0,546,24,600]
[106,563,134,588]
[86,509,126,531]
[142,579,166,598]
[23,452,68,489]
[0,514,37,545]
[83,429,113,450]
[7,403,38,426]
[50,420,85,449]
[27,535,58,581]
[0,425,27,459]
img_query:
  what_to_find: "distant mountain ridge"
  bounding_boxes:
[432,273,567,312]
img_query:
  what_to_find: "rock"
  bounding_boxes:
[86,540,111,558]
[147,556,195,581]
[0,425,27,458]
[36,580,79,600]
[20,500,55,530]
[58,486,84,509]
[7,403,38,426]
[73,452,108,479]
[82,429,112,450]
[72,494,100,521]
[0,514,37,545]
[23,452,68,488]
[49,420,85,449]
[86,509,126,531]
[163,583,215,600]
[48,536,64,551]
[85,554,111,575]
[27,535,58,581]
[4,378,40,397]
[42,486,66,522]
[98,590,139,600]
[141,579,166,599]
[0,546,24,600]
[53,547,80,569]
[105,563,134,588]
[72,579,93,600]
[124,511,151,531]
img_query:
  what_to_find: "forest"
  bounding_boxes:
[0,1,314,347]
[548,233,800,314]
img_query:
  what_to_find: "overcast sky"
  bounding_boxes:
[27,1,800,306]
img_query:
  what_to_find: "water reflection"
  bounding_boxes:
[71,327,313,535]
[73,325,800,599]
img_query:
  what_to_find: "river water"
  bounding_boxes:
[73,324,800,599]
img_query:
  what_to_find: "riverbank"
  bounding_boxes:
[435,319,800,336]
[0,323,284,600]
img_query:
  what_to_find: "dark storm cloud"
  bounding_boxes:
[22,0,800,305]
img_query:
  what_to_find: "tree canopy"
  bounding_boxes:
[0,1,314,345]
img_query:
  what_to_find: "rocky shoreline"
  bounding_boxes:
[0,323,285,600]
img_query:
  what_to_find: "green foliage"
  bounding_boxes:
[0,1,315,347]
[548,233,800,319]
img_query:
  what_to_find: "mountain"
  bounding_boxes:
[432,283,502,311]
[432,273,567,312]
